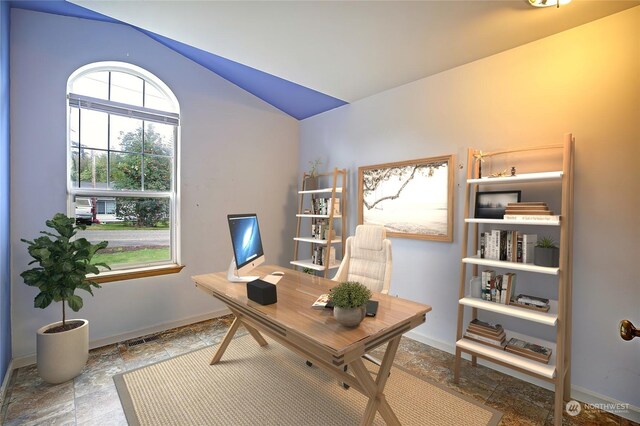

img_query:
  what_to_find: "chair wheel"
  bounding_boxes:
[306,360,313,367]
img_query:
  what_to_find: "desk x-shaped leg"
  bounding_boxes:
[210,309,268,365]
[210,309,403,426]
[350,335,402,426]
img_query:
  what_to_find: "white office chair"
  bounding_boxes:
[332,224,392,388]
[332,224,392,294]
[306,225,393,371]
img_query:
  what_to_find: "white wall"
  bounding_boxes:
[300,7,640,409]
[10,10,298,359]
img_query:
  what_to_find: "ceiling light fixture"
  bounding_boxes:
[528,0,571,8]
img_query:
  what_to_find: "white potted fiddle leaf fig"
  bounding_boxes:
[21,213,110,384]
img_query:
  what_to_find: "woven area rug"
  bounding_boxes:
[114,335,501,426]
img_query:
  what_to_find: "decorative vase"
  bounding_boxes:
[334,306,366,327]
[534,247,560,267]
[470,276,482,298]
[304,176,318,191]
[37,319,89,384]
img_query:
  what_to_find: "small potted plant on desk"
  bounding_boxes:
[534,236,560,267]
[329,281,372,327]
[21,213,110,384]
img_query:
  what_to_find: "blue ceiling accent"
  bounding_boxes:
[138,29,347,120]
[9,0,119,23]
[9,0,347,120]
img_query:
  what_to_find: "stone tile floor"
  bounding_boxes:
[1,315,636,425]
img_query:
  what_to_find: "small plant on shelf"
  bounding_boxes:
[534,236,559,267]
[308,158,322,178]
[536,236,557,248]
[304,158,322,190]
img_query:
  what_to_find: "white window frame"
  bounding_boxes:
[66,62,181,279]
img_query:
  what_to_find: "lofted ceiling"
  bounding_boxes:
[12,1,639,119]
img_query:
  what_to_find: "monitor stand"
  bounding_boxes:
[227,258,259,283]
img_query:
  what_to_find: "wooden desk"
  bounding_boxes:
[192,265,431,426]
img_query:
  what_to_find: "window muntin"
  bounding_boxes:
[79,109,108,150]
[110,115,142,152]
[110,71,143,106]
[67,63,179,273]
[70,70,109,99]
[144,83,174,112]
[69,111,174,191]
[70,147,109,189]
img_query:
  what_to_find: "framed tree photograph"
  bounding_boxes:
[358,155,454,242]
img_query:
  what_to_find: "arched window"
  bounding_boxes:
[67,62,180,276]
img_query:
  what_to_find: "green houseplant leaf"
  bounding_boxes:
[329,281,372,309]
[20,213,111,329]
[536,236,557,248]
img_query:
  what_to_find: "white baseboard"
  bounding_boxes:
[404,330,640,423]
[11,308,231,369]
[0,359,14,409]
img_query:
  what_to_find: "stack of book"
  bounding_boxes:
[480,270,495,301]
[311,294,331,309]
[464,319,506,349]
[480,270,517,304]
[505,338,552,364]
[480,230,536,263]
[311,220,332,240]
[311,197,340,216]
[312,246,335,266]
[503,202,560,221]
[512,294,550,312]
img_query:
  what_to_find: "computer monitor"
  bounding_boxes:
[227,213,265,282]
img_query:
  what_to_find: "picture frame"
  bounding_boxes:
[358,155,454,242]
[474,190,522,219]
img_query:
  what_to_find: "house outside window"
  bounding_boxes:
[96,199,116,216]
[67,62,180,274]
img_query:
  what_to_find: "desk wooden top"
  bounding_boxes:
[192,265,431,361]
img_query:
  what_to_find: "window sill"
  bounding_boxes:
[88,264,185,284]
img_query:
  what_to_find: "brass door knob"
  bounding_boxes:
[620,320,640,341]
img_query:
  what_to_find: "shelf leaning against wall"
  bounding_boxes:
[291,167,347,278]
[453,134,574,426]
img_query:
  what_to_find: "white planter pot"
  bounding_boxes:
[334,306,366,327]
[37,319,89,384]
